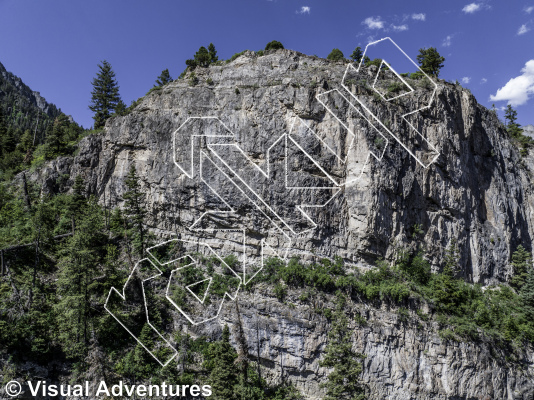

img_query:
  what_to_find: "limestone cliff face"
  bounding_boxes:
[216,290,534,400]
[32,49,534,284]
[24,49,534,399]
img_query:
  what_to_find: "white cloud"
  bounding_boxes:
[362,16,385,29]
[462,77,471,84]
[296,6,310,14]
[490,60,534,106]
[481,78,488,84]
[518,24,530,35]
[412,13,426,21]
[525,6,534,14]
[392,24,409,31]
[463,3,481,13]
[442,35,453,47]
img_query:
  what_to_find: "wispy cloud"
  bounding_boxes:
[525,6,534,14]
[518,24,531,35]
[442,35,453,47]
[296,6,310,14]
[362,16,385,29]
[481,78,488,84]
[490,60,534,106]
[462,77,471,84]
[462,3,482,13]
[412,13,426,21]
[392,24,408,32]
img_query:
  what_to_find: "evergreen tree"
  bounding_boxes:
[89,60,121,129]
[45,114,69,157]
[431,242,463,314]
[1,126,16,155]
[114,99,128,116]
[416,47,445,78]
[265,40,284,51]
[20,129,33,153]
[205,325,238,400]
[510,245,531,289]
[55,198,104,359]
[185,58,198,69]
[350,47,363,63]
[67,175,87,233]
[155,69,173,87]
[504,105,523,138]
[194,46,211,67]
[116,323,159,382]
[520,267,534,320]
[320,293,365,400]
[208,43,218,64]
[0,108,7,149]
[327,48,344,61]
[123,165,147,256]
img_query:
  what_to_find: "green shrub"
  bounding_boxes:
[274,282,287,301]
[265,40,284,51]
[327,48,344,61]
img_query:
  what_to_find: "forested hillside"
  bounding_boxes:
[0,61,84,181]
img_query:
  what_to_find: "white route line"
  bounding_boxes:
[341,37,440,168]
[104,258,178,366]
[161,239,242,326]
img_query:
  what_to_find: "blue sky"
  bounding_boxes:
[0,0,532,128]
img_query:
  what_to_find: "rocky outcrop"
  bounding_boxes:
[21,49,534,399]
[216,290,534,400]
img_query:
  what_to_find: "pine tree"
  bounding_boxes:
[320,293,365,400]
[350,47,363,63]
[416,47,445,78]
[208,43,218,64]
[510,245,531,289]
[0,108,7,150]
[520,267,534,319]
[114,99,128,116]
[20,129,33,153]
[89,60,121,129]
[504,105,523,138]
[155,69,173,87]
[206,325,238,400]
[327,48,344,61]
[194,46,211,67]
[45,114,69,157]
[55,199,104,358]
[67,175,87,233]
[123,165,147,256]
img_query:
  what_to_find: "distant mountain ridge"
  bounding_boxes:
[0,60,63,136]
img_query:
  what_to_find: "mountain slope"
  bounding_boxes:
[0,61,62,137]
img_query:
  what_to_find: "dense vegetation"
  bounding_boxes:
[0,173,306,399]
[248,245,534,347]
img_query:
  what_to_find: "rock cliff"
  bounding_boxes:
[23,48,534,399]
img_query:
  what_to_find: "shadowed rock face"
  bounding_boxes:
[22,49,534,399]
